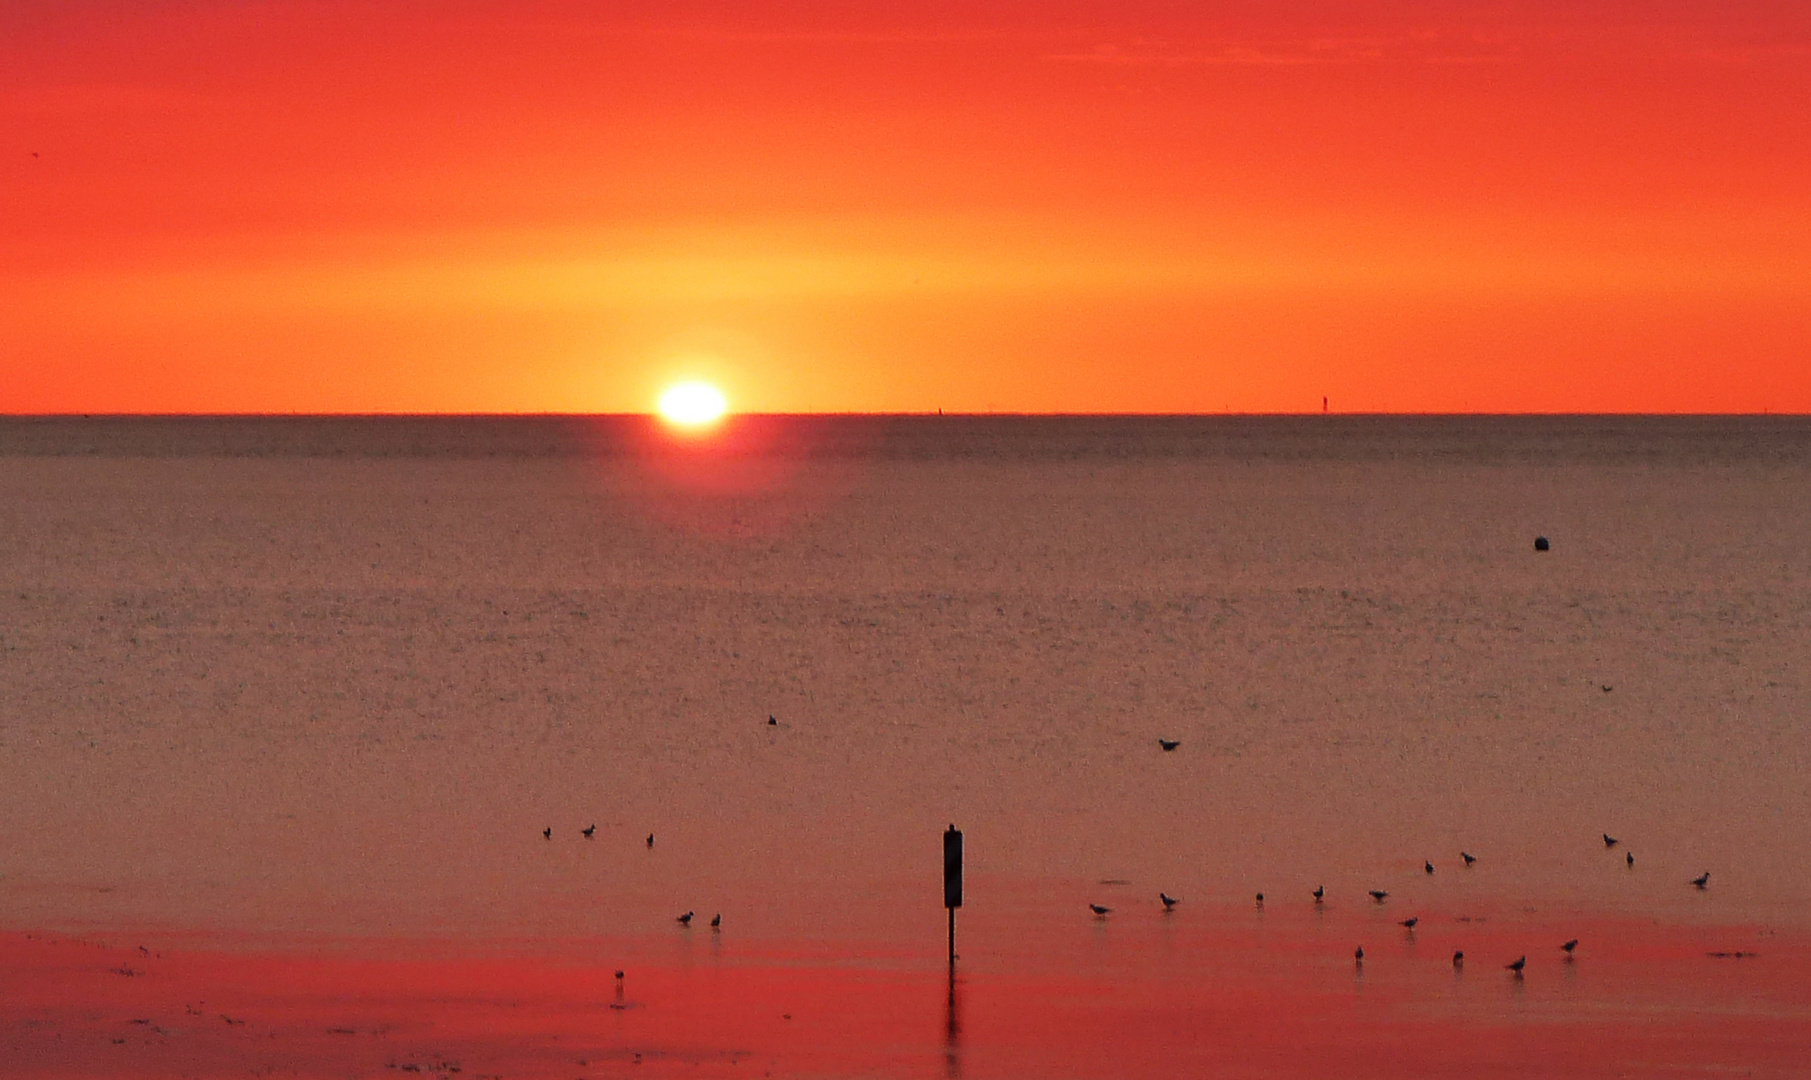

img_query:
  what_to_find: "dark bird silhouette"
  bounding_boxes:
[1369,890,1388,903]
[582,824,596,838]
[1090,904,1112,917]
[1601,685,1613,693]
[1313,885,1324,903]
[1691,872,1710,889]
[677,911,694,925]
[1603,833,1619,847]
[711,913,721,929]
[1533,536,1549,551]
[1255,893,1265,908]
[542,827,551,840]
[1453,950,1465,967]
[646,833,655,848]
[1160,892,1179,910]
[1400,917,1419,930]
[1461,851,1477,866]
[1158,739,1181,752]
[1561,939,1578,956]
[1627,851,1635,867]
[1425,860,1435,875]
[1506,955,1526,973]
[1354,946,1364,962]
[768,715,777,726]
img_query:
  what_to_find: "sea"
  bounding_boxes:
[2,415,1807,1077]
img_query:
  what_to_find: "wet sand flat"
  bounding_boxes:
[2,416,1809,1074]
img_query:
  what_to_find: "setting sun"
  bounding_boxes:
[657,381,729,428]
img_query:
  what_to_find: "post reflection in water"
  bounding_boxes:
[944,966,963,1080]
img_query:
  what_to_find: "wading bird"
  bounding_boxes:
[677,911,694,925]
[1160,893,1179,910]
[1506,956,1526,973]
[1561,939,1578,956]
[582,824,596,838]
[1313,886,1325,903]
[1461,851,1477,866]
[1692,872,1710,889]
[1603,834,1619,847]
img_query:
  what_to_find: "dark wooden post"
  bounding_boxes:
[944,824,962,964]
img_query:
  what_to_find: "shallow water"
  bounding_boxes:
[2,416,1808,1072]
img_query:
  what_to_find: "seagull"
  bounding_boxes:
[677,911,694,925]
[542,827,551,840]
[1313,886,1324,903]
[1603,834,1619,848]
[646,833,655,848]
[1561,939,1578,956]
[1691,872,1710,889]
[1627,851,1635,867]
[1090,904,1112,917]
[1400,917,1419,930]
[1453,950,1464,967]
[582,824,596,838]
[1461,851,1477,866]
[1506,955,1526,973]
[1160,892,1179,910]
[1158,739,1181,752]
[1424,860,1435,875]
[1369,890,1389,903]
[711,914,721,929]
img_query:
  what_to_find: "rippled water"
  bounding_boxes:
[2,416,1807,948]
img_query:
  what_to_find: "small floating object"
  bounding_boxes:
[1534,536,1550,551]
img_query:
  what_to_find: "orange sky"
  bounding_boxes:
[4,1,1809,413]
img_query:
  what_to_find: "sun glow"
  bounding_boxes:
[657,381,729,428]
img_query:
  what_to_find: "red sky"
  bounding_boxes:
[4,1,1809,413]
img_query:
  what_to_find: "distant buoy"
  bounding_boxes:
[1533,536,1550,552]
